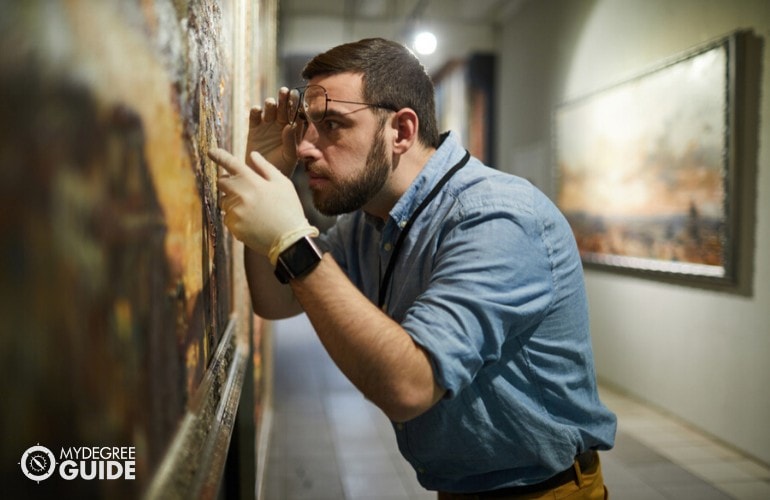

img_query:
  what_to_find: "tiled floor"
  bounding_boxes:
[261,315,770,499]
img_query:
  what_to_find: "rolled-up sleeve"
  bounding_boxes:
[400,198,554,399]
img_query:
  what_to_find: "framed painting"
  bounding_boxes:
[555,31,747,284]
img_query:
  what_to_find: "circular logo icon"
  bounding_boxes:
[20,445,56,483]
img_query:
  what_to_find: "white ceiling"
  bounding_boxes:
[277,0,528,75]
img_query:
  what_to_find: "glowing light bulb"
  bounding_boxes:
[413,31,437,55]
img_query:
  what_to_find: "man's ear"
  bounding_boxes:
[391,108,419,154]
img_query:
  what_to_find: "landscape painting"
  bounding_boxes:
[555,35,738,281]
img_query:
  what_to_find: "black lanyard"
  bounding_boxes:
[378,150,471,309]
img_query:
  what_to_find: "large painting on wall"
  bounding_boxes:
[0,0,269,497]
[555,32,746,284]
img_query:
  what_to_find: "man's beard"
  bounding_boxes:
[310,125,391,216]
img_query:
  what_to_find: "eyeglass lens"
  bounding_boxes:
[287,85,327,126]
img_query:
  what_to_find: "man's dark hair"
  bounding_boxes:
[302,38,440,148]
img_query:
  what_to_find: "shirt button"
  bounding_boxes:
[384,243,393,251]
[417,467,426,474]
[398,220,407,228]
[396,423,404,431]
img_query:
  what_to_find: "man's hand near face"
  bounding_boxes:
[245,87,297,177]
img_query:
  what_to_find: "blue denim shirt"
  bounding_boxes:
[318,132,616,492]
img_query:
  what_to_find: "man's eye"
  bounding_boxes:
[320,120,341,132]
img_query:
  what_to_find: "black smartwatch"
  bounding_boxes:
[274,235,323,284]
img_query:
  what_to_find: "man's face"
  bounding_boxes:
[294,73,393,216]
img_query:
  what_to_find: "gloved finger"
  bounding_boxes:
[262,97,278,123]
[222,210,238,236]
[209,147,249,177]
[247,150,283,181]
[217,176,235,205]
[218,190,239,212]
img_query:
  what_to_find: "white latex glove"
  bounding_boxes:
[246,87,297,177]
[210,147,317,260]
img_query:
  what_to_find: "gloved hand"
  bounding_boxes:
[245,87,297,177]
[210,147,317,261]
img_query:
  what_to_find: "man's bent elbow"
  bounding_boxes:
[382,383,446,423]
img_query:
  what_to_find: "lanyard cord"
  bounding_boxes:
[378,150,471,309]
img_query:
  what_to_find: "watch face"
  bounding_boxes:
[276,237,322,282]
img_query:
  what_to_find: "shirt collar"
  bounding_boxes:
[387,131,466,228]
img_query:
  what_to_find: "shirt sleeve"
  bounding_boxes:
[315,212,379,299]
[315,213,354,273]
[400,198,555,399]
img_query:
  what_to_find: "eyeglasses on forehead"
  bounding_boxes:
[287,84,398,126]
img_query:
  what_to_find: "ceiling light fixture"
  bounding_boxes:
[413,30,437,55]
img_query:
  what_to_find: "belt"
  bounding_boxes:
[447,450,599,498]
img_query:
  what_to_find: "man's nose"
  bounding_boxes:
[295,122,320,159]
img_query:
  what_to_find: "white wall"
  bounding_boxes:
[497,0,770,465]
